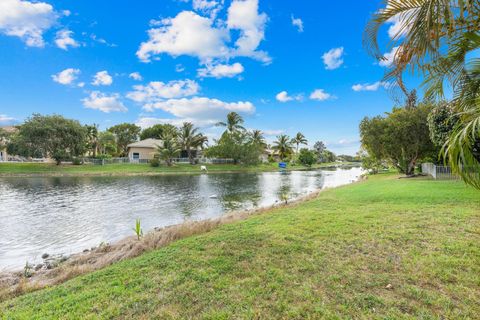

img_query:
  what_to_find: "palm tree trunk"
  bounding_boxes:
[188,148,194,165]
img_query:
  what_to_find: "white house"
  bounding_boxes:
[127,138,163,161]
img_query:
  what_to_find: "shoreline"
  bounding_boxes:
[0,163,360,178]
[0,176,365,302]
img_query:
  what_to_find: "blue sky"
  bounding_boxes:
[0,0,421,155]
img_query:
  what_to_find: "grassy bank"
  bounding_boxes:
[0,162,350,177]
[2,174,479,319]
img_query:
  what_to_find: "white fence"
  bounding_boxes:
[421,163,458,180]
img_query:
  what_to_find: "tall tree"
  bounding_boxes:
[0,128,9,150]
[313,141,326,158]
[249,130,267,152]
[216,112,245,134]
[156,134,181,166]
[178,122,208,164]
[98,131,117,156]
[9,114,87,165]
[273,134,293,161]
[364,0,480,187]
[107,123,141,157]
[360,104,435,175]
[85,124,99,157]
[291,132,308,153]
[140,124,178,140]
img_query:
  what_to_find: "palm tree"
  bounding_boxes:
[216,112,245,134]
[291,132,308,153]
[273,134,293,161]
[179,122,208,164]
[156,134,181,166]
[364,0,480,188]
[85,124,99,157]
[249,129,267,146]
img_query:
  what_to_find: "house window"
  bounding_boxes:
[132,153,140,160]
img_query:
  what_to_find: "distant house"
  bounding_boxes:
[127,138,203,162]
[127,138,163,161]
[261,149,280,163]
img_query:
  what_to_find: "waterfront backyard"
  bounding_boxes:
[0,167,362,270]
[1,173,479,318]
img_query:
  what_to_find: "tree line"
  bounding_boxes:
[1,112,343,166]
[363,0,480,188]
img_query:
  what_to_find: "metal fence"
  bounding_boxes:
[421,163,459,180]
[83,157,235,166]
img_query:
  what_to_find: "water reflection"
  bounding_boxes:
[0,167,362,269]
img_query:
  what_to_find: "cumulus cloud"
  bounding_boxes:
[192,0,223,18]
[379,46,400,67]
[137,0,269,64]
[136,116,216,129]
[54,29,79,50]
[127,80,199,103]
[197,62,244,78]
[129,72,143,81]
[275,91,302,103]
[52,68,80,85]
[142,97,255,121]
[0,0,58,47]
[309,89,332,101]
[82,91,127,113]
[322,47,344,70]
[291,15,303,32]
[92,71,113,86]
[227,0,270,63]
[352,81,388,92]
[0,114,15,123]
[137,11,229,63]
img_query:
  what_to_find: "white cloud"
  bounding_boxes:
[55,29,79,50]
[137,0,269,64]
[352,81,388,92]
[136,11,229,63]
[0,114,15,123]
[136,116,216,129]
[291,15,303,32]
[175,64,185,72]
[322,47,344,70]
[262,129,284,136]
[142,97,255,122]
[192,0,223,18]
[129,72,143,81]
[379,46,400,67]
[275,91,302,103]
[82,91,127,113]
[92,71,113,86]
[227,0,270,63]
[197,62,244,78]
[127,80,199,103]
[52,68,80,85]
[0,0,58,47]
[90,34,117,47]
[309,89,332,101]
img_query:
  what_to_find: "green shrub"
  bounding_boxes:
[298,148,317,166]
[150,158,160,167]
[72,158,82,165]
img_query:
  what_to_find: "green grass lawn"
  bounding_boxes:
[0,162,346,176]
[2,174,479,319]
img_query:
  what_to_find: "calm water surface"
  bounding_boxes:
[0,167,362,270]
